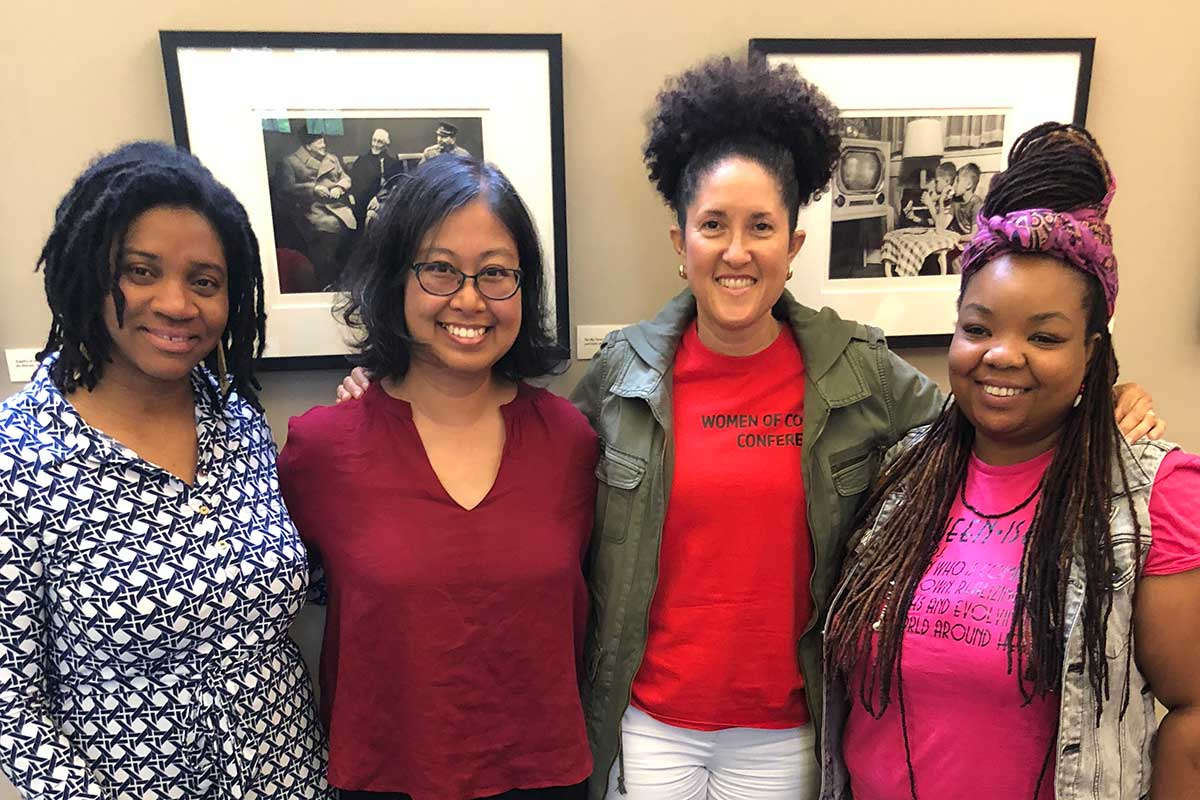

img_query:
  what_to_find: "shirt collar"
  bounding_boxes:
[28,353,243,473]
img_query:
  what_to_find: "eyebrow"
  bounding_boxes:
[122,249,226,273]
[962,303,1072,323]
[123,249,160,262]
[425,246,518,260]
[694,209,778,220]
[1029,311,1072,323]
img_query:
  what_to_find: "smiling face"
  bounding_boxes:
[370,129,389,155]
[949,253,1099,464]
[670,156,804,355]
[305,137,327,158]
[403,198,522,378]
[103,206,229,389]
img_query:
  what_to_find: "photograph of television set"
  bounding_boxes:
[262,115,484,294]
[828,112,1007,280]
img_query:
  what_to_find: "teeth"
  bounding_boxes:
[444,324,486,339]
[982,385,1023,397]
[717,277,755,289]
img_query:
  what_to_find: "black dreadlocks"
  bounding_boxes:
[36,141,266,411]
[827,123,1139,799]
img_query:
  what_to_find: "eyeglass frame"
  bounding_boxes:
[410,261,524,301]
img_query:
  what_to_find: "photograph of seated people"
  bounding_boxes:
[266,117,485,292]
[0,141,334,798]
[822,123,1200,800]
[905,160,984,239]
[337,59,1167,800]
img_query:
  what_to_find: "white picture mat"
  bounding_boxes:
[175,46,556,358]
[768,50,1084,339]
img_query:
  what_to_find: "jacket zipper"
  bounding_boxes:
[614,398,670,796]
[822,562,858,639]
[799,399,829,645]
[793,393,831,732]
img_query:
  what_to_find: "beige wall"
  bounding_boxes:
[0,0,1196,795]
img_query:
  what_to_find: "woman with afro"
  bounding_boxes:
[569,58,1161,800]
[0,142,333,798]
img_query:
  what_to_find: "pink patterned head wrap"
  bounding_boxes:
[960,171,1118,318]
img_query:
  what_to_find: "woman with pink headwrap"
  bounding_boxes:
[820,123,1200,800]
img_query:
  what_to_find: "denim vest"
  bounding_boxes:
[819,430,1178,800]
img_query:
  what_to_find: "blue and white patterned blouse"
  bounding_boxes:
[0,358,334,799]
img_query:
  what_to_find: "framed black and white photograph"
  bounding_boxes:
[161,31,568,366]
[749,38,1093,345]
[261,114,485,294]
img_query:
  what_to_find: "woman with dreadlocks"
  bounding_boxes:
[0,142,334,798]
[822,123,1200,800]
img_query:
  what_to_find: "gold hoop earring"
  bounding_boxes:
[216,339,230,395]
[678,264,687,279]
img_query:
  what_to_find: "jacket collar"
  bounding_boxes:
[614,288,865,401]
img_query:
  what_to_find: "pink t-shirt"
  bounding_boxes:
[843,447,1200,800]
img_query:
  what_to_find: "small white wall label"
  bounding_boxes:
[6,349,40,383]
[575,325,625,360]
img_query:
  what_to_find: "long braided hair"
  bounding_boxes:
[36,141,267,411]
[826,122,1140,794]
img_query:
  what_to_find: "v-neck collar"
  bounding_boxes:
[364,381,532,511]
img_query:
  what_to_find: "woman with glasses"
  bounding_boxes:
[276,155,598,800]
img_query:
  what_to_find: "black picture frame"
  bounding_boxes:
[748,38,1094,347]
[161,30,570,369]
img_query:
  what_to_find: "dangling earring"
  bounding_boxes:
[786,270,793,280]
[216,339,230,395]
[678,264,687,279]
[1073,384,1083,408]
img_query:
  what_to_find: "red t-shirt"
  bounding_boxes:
[631,322,813,730]
[843,447,1200,800]
[277,383,598,800]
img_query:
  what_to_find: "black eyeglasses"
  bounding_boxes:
[412,261,523,301]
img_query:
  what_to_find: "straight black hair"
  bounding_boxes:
[337,154,561,381]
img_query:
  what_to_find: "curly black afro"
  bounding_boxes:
[644,56,841,229]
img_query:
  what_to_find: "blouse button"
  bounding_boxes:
[218,540,231,553]
[197,504,212,515]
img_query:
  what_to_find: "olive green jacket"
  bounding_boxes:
[569,288,943,798]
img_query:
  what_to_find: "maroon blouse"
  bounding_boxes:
[277,382,598,799]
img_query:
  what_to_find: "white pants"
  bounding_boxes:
[605,706,819,800]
